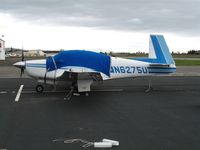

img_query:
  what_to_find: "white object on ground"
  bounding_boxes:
[102,139,119,146]
[53,138,119,148]
[94,142,112,148]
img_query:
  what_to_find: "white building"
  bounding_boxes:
[0,39,5,60]
[24,50,46,57]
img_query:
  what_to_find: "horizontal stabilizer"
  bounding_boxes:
[148,63,176,74]
[149,64,170,67]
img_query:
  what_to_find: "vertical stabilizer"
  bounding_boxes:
[149,35,174,64]
[149,36,156,59]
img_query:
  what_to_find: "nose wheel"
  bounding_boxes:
[35,85,44,93]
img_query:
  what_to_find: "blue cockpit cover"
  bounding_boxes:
[46,50,111,76]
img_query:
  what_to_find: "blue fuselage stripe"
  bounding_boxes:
[26,63,176,74]
[148,67,176,73]
[26,64,46,68]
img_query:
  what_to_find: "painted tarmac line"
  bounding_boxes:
[22,89,124,94]
[0,91,7,94]
[15,85,24,102]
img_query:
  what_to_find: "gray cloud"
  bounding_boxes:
[0,0,200,35]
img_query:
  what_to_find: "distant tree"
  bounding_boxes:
[187,50,200,55]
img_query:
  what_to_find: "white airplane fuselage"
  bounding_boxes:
[24,56,175,80]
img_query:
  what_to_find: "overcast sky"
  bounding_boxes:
[0,0,200,52]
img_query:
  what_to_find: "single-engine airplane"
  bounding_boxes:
[14,35,176,99]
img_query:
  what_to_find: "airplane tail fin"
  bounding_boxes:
[149,35,175,65]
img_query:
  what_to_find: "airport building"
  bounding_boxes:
[0,38,5,60]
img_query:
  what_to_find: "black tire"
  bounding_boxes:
[35,85,44,93]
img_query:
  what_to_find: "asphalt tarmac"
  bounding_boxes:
[0,76,200,150]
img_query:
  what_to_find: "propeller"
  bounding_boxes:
[13,46,26,78]
[20,46,25,77]
[52,56,57,91]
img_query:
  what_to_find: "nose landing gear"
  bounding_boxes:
[35,84,44,93]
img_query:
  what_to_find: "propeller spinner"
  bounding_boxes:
[13,48,26,77]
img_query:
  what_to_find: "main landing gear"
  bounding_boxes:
[64,90,89,100]
[64,86,75,100]
[64,81,89,100]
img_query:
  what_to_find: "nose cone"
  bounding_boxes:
[13,61,26,68]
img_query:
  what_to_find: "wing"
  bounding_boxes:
[56,68,103,82]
